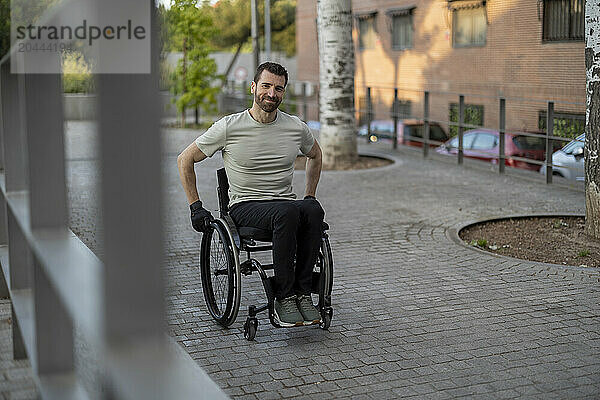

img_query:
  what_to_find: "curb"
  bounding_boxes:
[445,212,597,272]
[295,151,400,175]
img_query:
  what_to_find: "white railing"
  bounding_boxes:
[0,1,227,398]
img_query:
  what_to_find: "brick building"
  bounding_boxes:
[296,0,585,138]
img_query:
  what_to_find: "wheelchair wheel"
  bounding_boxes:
[199,219,241,327]
[316,235,334,311]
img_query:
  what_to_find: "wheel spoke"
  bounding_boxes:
[200,221,239,327]
[208,228,231,316]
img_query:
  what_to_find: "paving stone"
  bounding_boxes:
[4,126,598,399]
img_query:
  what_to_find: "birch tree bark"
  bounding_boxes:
[585,3,600,238]
[317,0,358,168]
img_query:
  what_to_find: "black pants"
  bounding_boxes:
[230,199,325,300]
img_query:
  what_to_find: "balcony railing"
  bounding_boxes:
[0,1,227,398]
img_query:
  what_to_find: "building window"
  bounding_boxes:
[452,4,487,47]
[538,111,585,139]
[449,103,484,136]
[387,7,414,50]
[543,0,584,42]
[357,13,377,50]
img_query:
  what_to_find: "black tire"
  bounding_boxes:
[199,219,241,327]
[244,318,258,341]
[320,309,332,330]
[316,236,334,310]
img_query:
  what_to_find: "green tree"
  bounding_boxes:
[157,3,170,57]
[169,0,220,127]
[269,0,296,57]
[205,0,297,82]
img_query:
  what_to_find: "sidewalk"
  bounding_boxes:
[160,134,598,399]
[2,124,599,399]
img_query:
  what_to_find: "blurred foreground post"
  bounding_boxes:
[0,0,229,397]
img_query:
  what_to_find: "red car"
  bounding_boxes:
[436,129,547,171]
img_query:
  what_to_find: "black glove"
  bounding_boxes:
[304,195,316,200]
[190,200,213,233]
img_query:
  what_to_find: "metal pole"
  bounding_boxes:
[265,0,271,60]
[303,82,308,121]
[97,1,165,341]
[424,91,430,158]
[499,98,506,174]
[458,95,465,165]
[1,63,32,294]
[366,87,372,144]
[33,259,74,374]
[392,88,398,150]
[0,62,28,192]
[251,0,260,72]
[1,62,31,360]
[546,101,554,184]
[23,65,74,376]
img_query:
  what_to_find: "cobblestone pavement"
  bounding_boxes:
[2,122,599,399]
[0,301,37,400]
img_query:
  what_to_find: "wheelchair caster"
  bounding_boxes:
[319,307,333,330]
[244,317,258,341]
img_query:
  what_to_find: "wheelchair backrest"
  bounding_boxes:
[216,168,230,216]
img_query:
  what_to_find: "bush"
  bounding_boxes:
[62,51,95,93]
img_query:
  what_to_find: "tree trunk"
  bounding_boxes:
[181,37,188,128]
[317,0,358,169]
[585,3,600,238]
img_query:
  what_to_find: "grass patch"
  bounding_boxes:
[577,249,590,258]
[553,220,569,229]
[470,239,488,248]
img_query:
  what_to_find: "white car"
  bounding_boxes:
[540,134,584,181]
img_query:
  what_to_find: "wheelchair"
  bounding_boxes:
[199,168,334,340]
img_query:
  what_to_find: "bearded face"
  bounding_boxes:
[254,90,282,113]
[252,70,286,113]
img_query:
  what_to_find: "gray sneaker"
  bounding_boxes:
[296,295,321,325]
[274,296,304,327]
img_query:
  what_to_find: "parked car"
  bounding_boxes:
[540,134,584,181]
[357,119,449,147]
[436,129,547,171]
[306,120,321,132]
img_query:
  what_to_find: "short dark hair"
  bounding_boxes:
[253,62,288,86]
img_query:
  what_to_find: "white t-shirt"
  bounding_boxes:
[195,109,315,207]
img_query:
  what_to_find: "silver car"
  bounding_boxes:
[540,134,585,181]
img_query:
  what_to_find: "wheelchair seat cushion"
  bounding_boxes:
[238,226,273,242]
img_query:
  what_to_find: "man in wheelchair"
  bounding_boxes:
[177,62,325,328]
